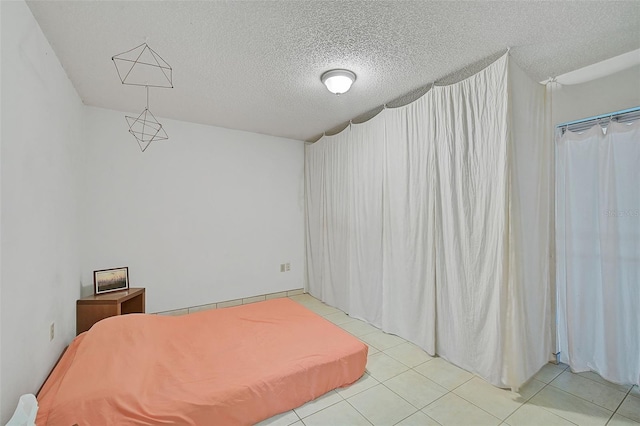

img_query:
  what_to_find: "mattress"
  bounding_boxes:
[36,298,367,425]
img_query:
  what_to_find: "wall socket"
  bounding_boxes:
[49,322,55,341]
[280,263,291,272]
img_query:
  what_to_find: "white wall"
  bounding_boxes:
[0,1,4,417]
[0,1,84,421]
[81,107,305,313]
[552,64,640,126]
[0,3,305,420]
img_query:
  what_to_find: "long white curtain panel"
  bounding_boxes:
[557,120,640,386]
[431,59,511,386]
[305,54,552,389]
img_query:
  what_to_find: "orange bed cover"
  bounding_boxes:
[36,298,367,425]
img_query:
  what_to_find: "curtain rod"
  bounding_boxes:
[557,106,640,128]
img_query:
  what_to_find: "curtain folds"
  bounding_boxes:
[556,120,640,386]
[304,53,551,389]
[347,115,385,325]
[431,57,510,386]
[305,131,350,312]
[381,96,437,354]
[504,60,553,387]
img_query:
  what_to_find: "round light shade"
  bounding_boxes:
[321,69,356,94]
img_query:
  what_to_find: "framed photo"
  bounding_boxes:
[94,267,129,295]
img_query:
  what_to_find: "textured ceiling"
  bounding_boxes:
[26,1,640,142]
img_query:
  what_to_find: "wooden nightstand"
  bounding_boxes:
[76,288,145,335]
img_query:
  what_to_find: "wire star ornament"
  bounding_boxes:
[112,43,173,152]
[125,105,168,153]
[112,43,173,88]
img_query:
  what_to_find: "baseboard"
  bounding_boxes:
[155,288,305,316]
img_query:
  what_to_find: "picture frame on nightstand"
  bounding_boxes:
[94,267,129,295]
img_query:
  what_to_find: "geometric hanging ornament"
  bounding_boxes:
[112,43,173,88]
[113,43,173,152]
[125,106,168,153]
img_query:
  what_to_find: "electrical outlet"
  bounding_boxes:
[280,264,286,272]
[49,323,55,341]
[285,263,291,272]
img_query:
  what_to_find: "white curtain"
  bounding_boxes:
[347,114,385,325]
[557,120,640,386]
[305,130,350,313]
[381,96,437,354]
[305,54,551,389]
[431,58,511,386]
[505,61,553,387]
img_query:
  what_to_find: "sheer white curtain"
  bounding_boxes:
[305,54,551,389]
[557,120,640,386]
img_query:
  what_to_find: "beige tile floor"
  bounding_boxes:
[256,294,640,426]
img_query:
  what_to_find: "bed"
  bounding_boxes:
[36,298,367,425]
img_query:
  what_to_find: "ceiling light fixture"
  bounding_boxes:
[321,69,356,95]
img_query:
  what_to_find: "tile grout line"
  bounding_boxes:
[605,384,635,426]
[610,412,640,425]
[547,377,624,415]
[520,379,585,425]
[292,408,302,425]
[544,364,635,420]
[452,377,551,424]
[378,381,424,414]
[381,373,480,425]
[340,369,424,424]
[294,391,344,421]
[444,383,504,423]
[341,396,376,426]
[409,383,452,415]
[553,368,633,397]
[575,371,634,394]
[159,289,306,314]
[391,407,444,426]
[532,382,611,426]
[360,339,406,354]
[386,355,431,370]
